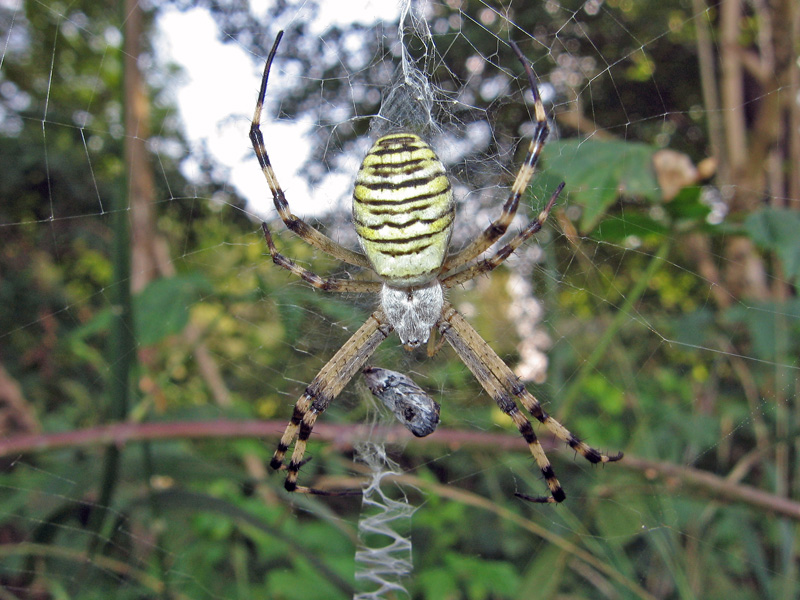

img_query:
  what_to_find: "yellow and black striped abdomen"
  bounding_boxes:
[353,132,454,286]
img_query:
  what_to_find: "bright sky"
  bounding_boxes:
[155,2,402,219]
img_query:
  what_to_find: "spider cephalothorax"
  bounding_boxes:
[251,31,622,502]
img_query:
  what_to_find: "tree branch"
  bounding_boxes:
[2,420,799,521]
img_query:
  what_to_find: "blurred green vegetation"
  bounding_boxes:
[1,1,799,599]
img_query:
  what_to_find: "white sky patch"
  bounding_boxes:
[155,7,308,218]
[248,0,399,32]
[155,2,403,219]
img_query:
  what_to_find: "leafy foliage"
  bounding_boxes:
[745,208,800,282]
[542,139,661,232]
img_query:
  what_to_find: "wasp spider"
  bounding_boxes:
[252,31,623,503]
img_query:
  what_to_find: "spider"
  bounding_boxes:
[251,31,623,503]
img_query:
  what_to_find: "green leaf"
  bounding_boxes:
[133,273,211,346]
[744,207,800,281]
[591,212,669,243]
[417,568,459,599]
[724,299,800,361]
[518,544,565,599]
[665,185,709,221]
[542,139,660,232]
[672,308,715,348]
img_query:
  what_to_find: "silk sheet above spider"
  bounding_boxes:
[251,31,623,503]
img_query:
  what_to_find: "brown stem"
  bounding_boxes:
[692,0,727,182]
[0,363,40,436]
[720,0,747,185]
[3,420,799,521]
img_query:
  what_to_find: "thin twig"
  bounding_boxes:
[386,473,659,600]
[2,419,799,521]
[691,0,726,183]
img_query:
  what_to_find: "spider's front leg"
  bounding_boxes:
[438,305,563,502]
[450,299,624,467]
[438,302,623,503]
[270,310,392,495]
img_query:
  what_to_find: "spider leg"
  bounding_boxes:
[439,302,623,502]
[442,182,563,289]
[437,305,562,502]
[441,40,550,273]
[250,31,372,270]
[271,309,393,495]
[262,223,381,293]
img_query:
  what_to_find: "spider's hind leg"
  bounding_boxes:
[441,40,552,273]
[251,32,371,271]
[261,223,381,294]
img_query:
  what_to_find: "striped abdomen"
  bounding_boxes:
[353,132,454,286]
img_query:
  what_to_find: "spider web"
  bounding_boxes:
[1,0,799,598]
